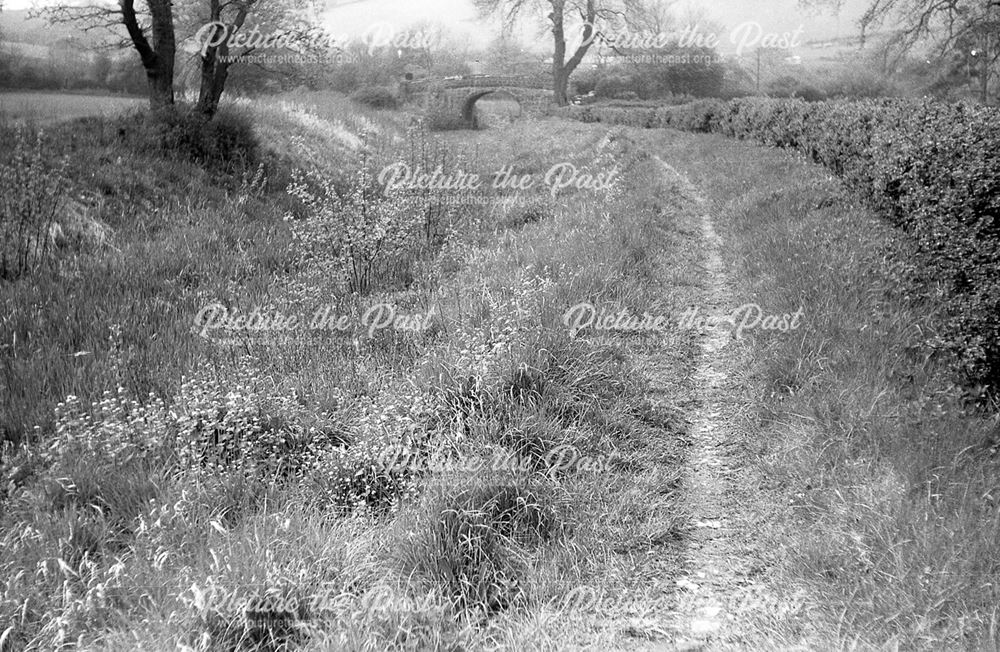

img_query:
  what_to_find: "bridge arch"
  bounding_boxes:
[461,89,524,127]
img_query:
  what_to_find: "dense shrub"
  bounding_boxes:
[327,64,362,94]
[641,46,725,98]
[197,108,259,164]
[594,75,637,99]
[659,98,726,132]
[349,85,399,110]
[118,105,259,168]
[766,75,828,102]
[572,69,599,96]
[563,97,1000,393]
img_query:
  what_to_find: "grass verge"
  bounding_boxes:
[640,127,1000,650]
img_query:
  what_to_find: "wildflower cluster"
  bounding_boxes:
[18,373,332,492]
[172,374,324,478]
[299,387,437,513]
[43,388,174,474]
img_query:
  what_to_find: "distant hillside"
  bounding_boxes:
[690,0,874,41]
[1,9,144,93]
[0,9,114,48]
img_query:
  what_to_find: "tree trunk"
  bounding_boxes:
[147,54,175,110]
[548,0,596,107]
[147,0,175,109]
[550,0,569,106]
[197,45,230,118]
[196,2,248,119]
[121,0,175,110]
[197,68,229,118]
[553,66,570,106]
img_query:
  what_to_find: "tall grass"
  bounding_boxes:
[0,98,691,650]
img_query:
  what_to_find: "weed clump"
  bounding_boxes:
[397,481,562,614]
[0,127,67,280]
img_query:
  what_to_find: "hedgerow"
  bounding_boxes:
[562,98,1000,395]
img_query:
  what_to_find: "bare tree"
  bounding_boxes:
[481,34,543,74]
[39,0,177,109]
[626,0,675,33]
[474,0,640,105]
[37,0,325,116]
[626,1,722,39]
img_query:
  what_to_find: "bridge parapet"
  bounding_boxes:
[403,75,554,127]
[404,74,552,93]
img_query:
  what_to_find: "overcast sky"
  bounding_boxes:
[6,0,870,50]
[321,0,868,51]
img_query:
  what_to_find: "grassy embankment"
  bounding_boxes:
[0,93,697,650]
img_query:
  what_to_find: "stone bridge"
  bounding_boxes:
[402,74,554,126]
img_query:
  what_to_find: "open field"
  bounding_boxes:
[0,91,144,124]
[1,86,999,651]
